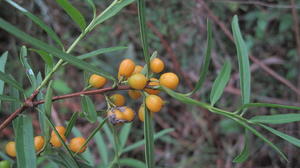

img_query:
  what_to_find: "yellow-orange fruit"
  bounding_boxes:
[50,134,66,148]
[128,90,141,99]
[89,74,107,88]
[51,126,66,137]
[150,58,164,73]
[69,137,87,153]
[118,59,135,79]
[5,141,16,157]
[138,105,145,122]
[119,106,135,121]
[128,73,147,90]
[145,95,164,112]
[145,78,160,95]
[34,136,45,152]
[110,94,126,106]
[132,65,143,75]
[159,72,179,89]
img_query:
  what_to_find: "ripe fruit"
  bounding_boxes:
[150,58,164,73]
[118,59,135,79]
[89,74,107,88]
[119,106,135,121]
[110,94,125,106]
[146,95,164,112]
[138,105,145,122]
[132,65,143,75]
[159,72,179,89]
[5,141,16,157]
[50,126,66,147]
[128,73,147,90]
[128,90,141,99]
[69,137,87,153]
[107,108,125,125]
[34,136,45,152]
[145,78,160,95]
[0,160,10,168]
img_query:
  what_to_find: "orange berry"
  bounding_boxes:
[128,90,141,99]
[145,95,164,112]
[118,59,135,79]
[89,74,107,88]
[34,136,45,152]
[128,73,147,90]
[119,106,135,121]
[159,72,179,89]
[150,58,164,73]
[69,137,87,153]
[145,78,160,95]
[107,109,125,125]
[51,126,66,137]
[138,105,145,122]
[5,141,16,157]
[110,94,126,106]
[132,65,143,75]
[50,134,66,148]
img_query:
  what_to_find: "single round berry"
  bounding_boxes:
[50,134,66,148]
[0,160,10,168]
[119,106,135,121]
[145,78,160,95]
[159,72,179,89]
[34,136,45,152]
[5,141,16,157]
[89,74,107,88]
[69,137,87,153]
[118,59,135,79]
[107,109,125,125]
[150,58,164,73]
[110,94,125,106]
[146,95,164,112]
[51,126,66,137]
[132,65,143,75]
[128,90,141,99]
[128,73,147,90]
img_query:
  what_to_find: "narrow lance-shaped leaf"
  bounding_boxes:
[232,15,251,105]
[0,95,21,102]
[0,71,23,92]
[55,0,87,31]
[45,80,53,117]
[233,130,250,163]
[250,113,300,124]
[119,158,146,168]
[65,112,80,137]
[210,60,231,106]
[94,131,109,166]
[0,18,115,82]
[20,46,37,88]
[77,46,127,60]
[5,0,63,48]
[0,51,8,109]
[81,96,97,123]
[29,49,54,75]
[186,19,212,96]
[119,123,132,149]
[13,115,37,168]
[239,102,300,112]
[84,0,96,17]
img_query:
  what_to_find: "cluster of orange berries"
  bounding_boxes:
[89,57,179,124]
[5,126,87,158]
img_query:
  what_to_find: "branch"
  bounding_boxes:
[0,85,131,132]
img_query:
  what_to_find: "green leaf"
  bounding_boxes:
[186,19,212,96]
[0,71,23,92]
[233,130,250,163]
[84,0,96,17]
[0,151,14,163]
[9,84,21,113]
[0,51,8,108]
[55,0,87,31]
[90,0,135,30]
[232,15,251,105]
[210,60,231,106]
[260,124,300,148]
[94,131,109,166]
[122,128,174,153]
[0,95,21,102]
[13,115,37,168]
[20,46,37,88]
[119,158,146,168]
[5,0,63,48]
[250,113,300,124]
[119,123,132,149]
[29,49,54,75]
[239,103,300,111]
[77,46,127,60]
[81,96,97,123]
[52,80,72,94]
[0,18,115,82]
[65,112,80,137]
[144,102,154,168]
[45,81,53,117]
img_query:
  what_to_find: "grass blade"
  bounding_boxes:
[55,0,86,31]
[186,19,212,96]
[210,60,231,106]
[20,46,37,88]
[81,96,97,123]
[77,46,127,60]
[0,51,8,108]
[260,124,300,148]
[119,158,146,168]
[233,130,250,163]
[13,115,37,168]
[250,113,300,124]
[5,0,63,48]
[232,15,251,105]
[0,71,23,92]
[0,18,115,82]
